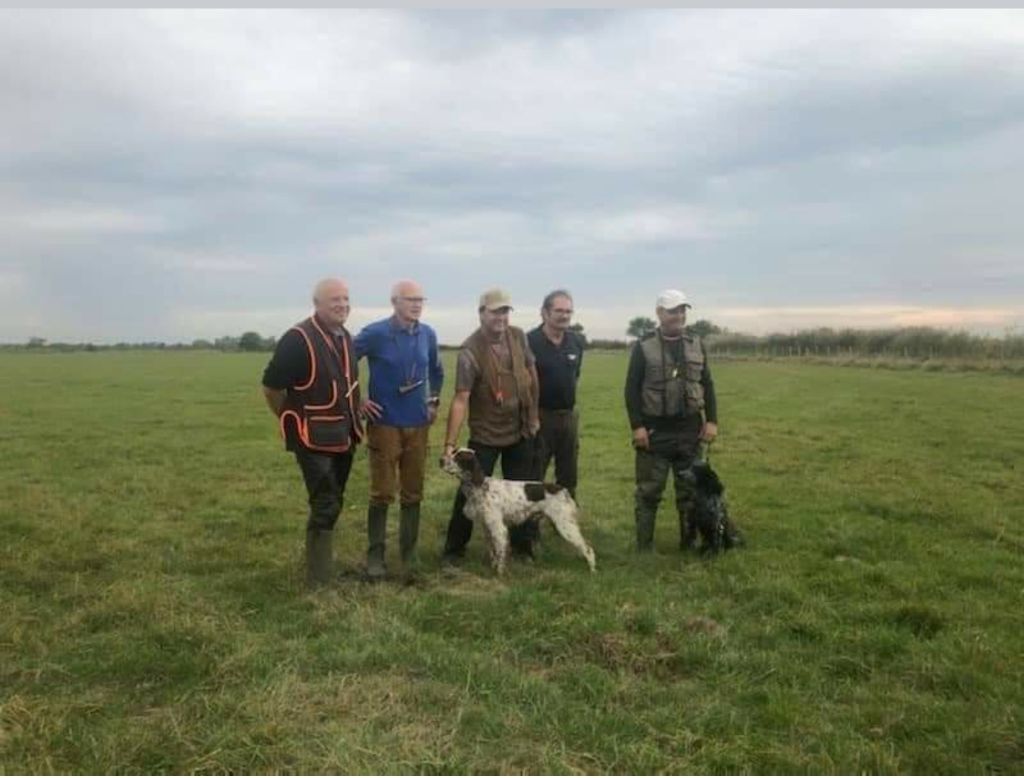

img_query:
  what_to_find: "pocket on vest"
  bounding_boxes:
[307,415,351,449]
[684,383,705,410]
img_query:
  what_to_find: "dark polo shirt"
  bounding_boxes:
[527,326,584,411]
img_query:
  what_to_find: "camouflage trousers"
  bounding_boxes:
[634,419,706,551]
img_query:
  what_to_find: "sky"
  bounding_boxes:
[2,9,1023,345]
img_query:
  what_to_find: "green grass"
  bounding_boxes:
[1,351,1022,774]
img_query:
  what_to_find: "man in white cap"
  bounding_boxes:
[440,288,542,565]
[624,289,718,552]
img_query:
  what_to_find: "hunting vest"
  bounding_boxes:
[464,326,534,447]
[639,330,706,419]
[279,316,363,453]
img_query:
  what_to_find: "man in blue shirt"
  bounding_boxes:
[354,280,444,581]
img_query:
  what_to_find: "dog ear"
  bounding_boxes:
[469,455,485,486]
[704,466,724,496]
[455,449,485,486]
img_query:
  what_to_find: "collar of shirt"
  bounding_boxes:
[532,326,575,352]
[389,315,420,335]
[313,314,347,347]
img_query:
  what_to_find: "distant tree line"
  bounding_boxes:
[705,326,1024,360]
[5,323,1022,360]
[6,332,277,353]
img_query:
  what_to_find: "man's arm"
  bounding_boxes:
[522,330,540,435]
[428,328,445,396]
[527,363,540,435]
[263,387,287,417]
[352,324,372,361]
[426,328,444,424]
[442,390,470,459]
[442,348,477,459]
[624,342,649,449]
[700,341,718,440]
[261,329,307,418]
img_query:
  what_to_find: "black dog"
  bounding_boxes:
[683,462,743,556]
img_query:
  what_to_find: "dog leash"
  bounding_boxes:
[698,437,713,465]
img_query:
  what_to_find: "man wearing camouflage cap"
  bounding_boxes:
[440,288,542,565]
[624,289,718,552]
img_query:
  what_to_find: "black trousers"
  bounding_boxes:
[443,436,539,557]
[294,448,355,531]
[536,408,579,499]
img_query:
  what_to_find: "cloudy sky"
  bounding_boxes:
[2,9,1023,344]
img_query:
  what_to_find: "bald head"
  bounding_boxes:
[391,279,425,326]
[312,277,350,330]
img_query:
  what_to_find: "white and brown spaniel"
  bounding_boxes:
[443,448,597,575]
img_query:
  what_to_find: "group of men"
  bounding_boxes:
[262,278,718,588]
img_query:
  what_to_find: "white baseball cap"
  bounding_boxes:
[656,289,690,310]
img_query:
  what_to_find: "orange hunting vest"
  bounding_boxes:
[279,317,364,453]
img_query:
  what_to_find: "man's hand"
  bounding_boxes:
[263,387,287,417]
[700,421,718,442]
[632,427,650,450]
[440,442,456,469]
[361,399,384,421]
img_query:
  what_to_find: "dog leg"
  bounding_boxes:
[546,504,597,573]
[482,509,509,575]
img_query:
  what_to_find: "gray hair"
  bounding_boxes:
[542,289,573,312]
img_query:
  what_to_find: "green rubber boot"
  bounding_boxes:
[399,503,421,566]
[635,505,656,553]
[365,503,388,582]
[306,528,334,588]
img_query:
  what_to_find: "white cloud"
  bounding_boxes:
[0,201,163,237]
[149,248,272,274]
[559,205,748,244]
[2,10,1023,343]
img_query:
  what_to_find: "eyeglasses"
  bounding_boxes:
[400,297,426,303]
[551,308,574,315]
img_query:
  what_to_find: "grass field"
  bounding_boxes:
[1,350,1022,774]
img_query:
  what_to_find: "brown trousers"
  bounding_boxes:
[367,424,430,506]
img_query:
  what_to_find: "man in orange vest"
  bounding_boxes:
[262,278,364,587]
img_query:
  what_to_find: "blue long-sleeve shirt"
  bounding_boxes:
[353,316,444,428]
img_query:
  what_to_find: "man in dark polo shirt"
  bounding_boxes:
[262,277,363,588]
[440,288,541,566]
[527,289,584,501]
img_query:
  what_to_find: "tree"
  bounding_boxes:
[627,317,656,339]
[215,335,240,351]
[687,319,722,337]
[568,322,588,348]
[238,331,265,352]
[26,336,46,348]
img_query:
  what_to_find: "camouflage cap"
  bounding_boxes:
[479,288,513,311]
